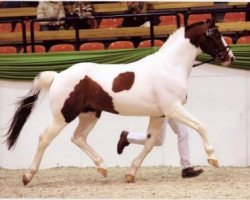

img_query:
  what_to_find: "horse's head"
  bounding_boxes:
[185,18,235,66]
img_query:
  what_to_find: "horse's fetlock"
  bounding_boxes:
[206,145,214,155]
[94,157,103,166]
[132,160,141,170]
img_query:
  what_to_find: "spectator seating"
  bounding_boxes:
[138,40,164,48]
[223,36,233,45]
[0,23,12,32]
[80,42,105,51]
[108,41,134,49]
[159,15,177,26]
[159,14,184,26]
[224,12,246,22]
[0,46,16,54]
[49,44,75,52]
[237,36,250,44]
[21,45,46,53]
[188,14,212,24]
[99,18,123,28]
[14,20,40,32]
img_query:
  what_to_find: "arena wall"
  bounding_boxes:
[0,63,249,169]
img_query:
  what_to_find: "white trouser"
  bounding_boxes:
[127,118,191,169]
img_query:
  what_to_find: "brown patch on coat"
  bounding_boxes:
[112,72,135,93]
[61,76,118,123]
[185,22,206,47]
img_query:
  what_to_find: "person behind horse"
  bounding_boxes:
[37,1,65,31]
[64,1,95,30]
[118,2,160,28]
[117,118,204,178]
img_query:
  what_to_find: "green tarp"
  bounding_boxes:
[0,45,249,80]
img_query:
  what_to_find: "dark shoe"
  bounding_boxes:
[182,167,204,178]
[117,131,129,154]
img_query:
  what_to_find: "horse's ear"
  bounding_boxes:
[206,17,216,28]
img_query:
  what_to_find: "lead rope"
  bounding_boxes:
[192,57,214,67]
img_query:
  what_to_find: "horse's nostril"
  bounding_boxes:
[231,57,235,62]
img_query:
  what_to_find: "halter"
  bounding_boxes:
[193,23,231,67]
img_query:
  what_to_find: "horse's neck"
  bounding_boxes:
[156,28,201,81]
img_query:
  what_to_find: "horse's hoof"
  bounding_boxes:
[22,174,30,186]
[125,174,135,183]
[207,158,219,168]
[97,168,107,177]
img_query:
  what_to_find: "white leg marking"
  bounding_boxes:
[169,102,218,167]
[126,117,165,182]
[71,113,107,177]
[23,119,67,185]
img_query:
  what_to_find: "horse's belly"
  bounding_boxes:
[113,101,163,117]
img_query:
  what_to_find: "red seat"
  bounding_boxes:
[188,14,212,25]
[80,42,105,51]
[224,12,246,22]
[223,36,233,45]
[0,23,12,32]
[159,14,184,26]
[99,18,123,28]
[138,40,164,48]
[21,45,46,53]
[49,44,75,52]
[15,21,40,32]
[159,15,177,26]
[108,41,134,49]
[0,46,16,54]
[237,36,250,44]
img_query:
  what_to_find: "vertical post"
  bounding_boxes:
[175,13,181,28]
[184,12,189,27]
[75,18,80,51]
[30,20,35,53]
[21,21,27,53]
[149,16,155,47]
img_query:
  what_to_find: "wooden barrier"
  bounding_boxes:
[0,22,249,44]
[0,7,37,18]
[150,2,214,10]
[228,2,248,7]
[0,25,176,43]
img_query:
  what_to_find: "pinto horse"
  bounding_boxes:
[6,19,234,185]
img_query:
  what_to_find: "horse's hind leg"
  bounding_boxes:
[71,112,107,177]
[23,119,67,185]
[169,102,218,167]
[126,116,165,182]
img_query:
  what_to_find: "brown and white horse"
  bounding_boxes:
[5,19,234,185]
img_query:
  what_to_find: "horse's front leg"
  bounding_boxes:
[168,102,219,167]
[125,117,165,183]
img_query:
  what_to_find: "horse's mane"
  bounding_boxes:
[159,22,204,51]
[185,21,204,32]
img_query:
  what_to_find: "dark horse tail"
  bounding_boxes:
[6,71,57,150]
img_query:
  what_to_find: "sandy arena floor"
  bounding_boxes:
[0,166,249,199]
